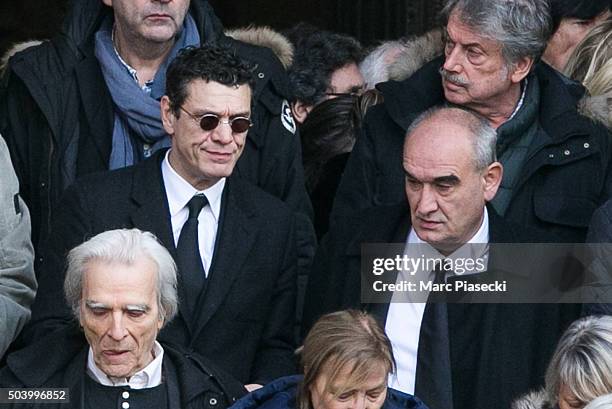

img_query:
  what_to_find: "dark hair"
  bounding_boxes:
[165,44,256,116]
[286,24,363,106]
[549,0,612,33]
[284,22,321,53]
[301,95,362,192]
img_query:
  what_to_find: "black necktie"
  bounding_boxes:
[176,194,208,319]
[414,262,454,409]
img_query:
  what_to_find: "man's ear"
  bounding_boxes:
[160,96,176,136]
[483,162,503,202]
[510,57,534,84]
[102,0,112,6]
[291,100,312,124]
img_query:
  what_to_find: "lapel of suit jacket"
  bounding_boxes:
[485,205,526,277]
[129,150,175,251]
[62,348,89,409]
[487,205,514,244]
[344,203,411,326]
[128,150,196,329]
[192,177,258,338]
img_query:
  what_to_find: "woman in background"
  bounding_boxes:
[564,17,611,129]
[301,91,382,239]
[230,310,427,409]
[513,315,612,409]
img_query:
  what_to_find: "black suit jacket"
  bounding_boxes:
[303,202,581,409]
[28,150,297,384]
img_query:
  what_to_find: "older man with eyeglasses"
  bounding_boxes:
[330,0,612,244]
[25,44,298,390]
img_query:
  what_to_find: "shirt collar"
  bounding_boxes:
[86,341,164,389]
[507,78,528,122]
[161,149,225,222]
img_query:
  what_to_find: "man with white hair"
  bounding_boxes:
[0,228,246,409]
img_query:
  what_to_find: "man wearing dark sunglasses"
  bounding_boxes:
[22,45,298,390]
[0,0,313,274]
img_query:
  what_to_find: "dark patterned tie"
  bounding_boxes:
[414,261,454,409]
[176,194,208,320]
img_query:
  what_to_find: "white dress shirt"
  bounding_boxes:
[161,150,224,275]
[86,341,164,389]
[386,208,490,394]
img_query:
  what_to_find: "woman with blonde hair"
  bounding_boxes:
[513,315,612,409]
[230,310,427,409]
[564,18,612,128]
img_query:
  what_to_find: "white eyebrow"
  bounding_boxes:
[84,301,149,312]
[125,304,150,312]
[85,300,109,309]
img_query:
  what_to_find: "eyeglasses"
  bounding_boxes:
[180,106,252,133]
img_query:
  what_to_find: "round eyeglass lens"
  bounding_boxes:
[199,115,220,131]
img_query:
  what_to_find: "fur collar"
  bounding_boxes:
[225,26,293,69]
[387,28,444,82]
[0,40,43,74]
[512,389,554,409]
[578,91,612,129]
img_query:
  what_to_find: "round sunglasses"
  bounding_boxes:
[180,106,252,133]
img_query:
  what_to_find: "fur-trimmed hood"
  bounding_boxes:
[225,26,293,69]
[579,91,612,130]
[512,390,554,409]
[0,40,43,74]
[387,28,444,82]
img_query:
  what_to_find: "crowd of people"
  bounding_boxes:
[0,0,611,408]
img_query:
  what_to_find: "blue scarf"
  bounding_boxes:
[95,15,200,169]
